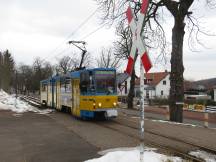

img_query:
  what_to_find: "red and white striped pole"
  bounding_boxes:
[125,0,151,161]
[139,1,149,161]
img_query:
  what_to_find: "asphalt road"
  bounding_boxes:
[0,110,98,162]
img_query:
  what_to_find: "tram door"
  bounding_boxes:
[51,81,55,108]
[72,79,80,117]
[53,83,56,108]
[56,81,61,110]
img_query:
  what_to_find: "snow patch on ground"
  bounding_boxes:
[85,147,182,162]
[151,119,198,127]
[97,147,157,156]
[189,150,216,162]
[0,89,52,114]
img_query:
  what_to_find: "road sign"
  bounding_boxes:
[125,1,151,162]
[125,0,152,75]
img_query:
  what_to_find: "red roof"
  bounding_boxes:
[136,71,169,86]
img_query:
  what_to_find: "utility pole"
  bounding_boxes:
[68,41,87,69]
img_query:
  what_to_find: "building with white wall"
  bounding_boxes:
[135,71,170,99]
[214,86,216,102]
[116,73,130,96]
[117,71,170,99]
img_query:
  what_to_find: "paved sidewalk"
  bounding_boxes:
[0,110,98,162]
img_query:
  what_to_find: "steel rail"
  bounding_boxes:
[20,96,216,161]
[115,114,216,155]
[94,119,205,162]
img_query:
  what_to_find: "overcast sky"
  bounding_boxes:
[0,0,216,81]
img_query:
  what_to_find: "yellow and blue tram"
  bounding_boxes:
[40,68,118,119]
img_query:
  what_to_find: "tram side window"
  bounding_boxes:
[65,79,72,93]
[60,79,71,93]
[42,84,47,92]
[60,81,65,93]
[80,72,90,94]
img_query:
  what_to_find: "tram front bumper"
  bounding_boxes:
[95,108,118,118]
[104,109,118,118]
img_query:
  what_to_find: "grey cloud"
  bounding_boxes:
[0,0,98,37]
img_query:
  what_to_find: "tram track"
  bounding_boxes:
[20,95,42,108]
[94,119,204,162]
[93,113,216,162]
[116,113,216,155]
[21,96,216,161]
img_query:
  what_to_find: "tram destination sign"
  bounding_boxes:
[95,71,115,75]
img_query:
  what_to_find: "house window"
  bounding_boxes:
[163,80,166,85]
[148,79,153,83]
[144,79,152,85]
[161,90,163,96]
[146,90,149,99]
[144,79,147,85]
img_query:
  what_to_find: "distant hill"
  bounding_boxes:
[194,78,216,90]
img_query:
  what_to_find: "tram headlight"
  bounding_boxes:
[113,102,117,107]
[98,103,102,107]
[93,103,96,109]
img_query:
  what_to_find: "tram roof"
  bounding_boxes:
[40,75,61,83]
[69,68,116,78]
[40,79,49,84]
[88,68,116,71]
[40,68,116,83]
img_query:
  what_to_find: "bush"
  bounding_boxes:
[149,98,169,106]
[206,100,216,106]
[184,99,206,105]
[184,99,216,106]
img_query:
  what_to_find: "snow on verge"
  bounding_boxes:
[85,147,182,162]
[189,150,216,162]
[151,119,198,127]
[0,89,52,114]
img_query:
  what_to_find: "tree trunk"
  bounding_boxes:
[169,17,185,123]
[127,51,138,109]
[127,68,136,109]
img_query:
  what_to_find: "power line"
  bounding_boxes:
[50,23,107,62]
[80,23,107,40]
[41,7,100,62]
[49,46,71,62]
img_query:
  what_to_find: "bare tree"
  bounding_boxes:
[56,52,93,74]
[96,0,215,122]
[97,47,121,69]
[114,23,132,60]
[32,57,53,93]
[17,64,33,94]
[163,0,193,122]
[57,56,74,74]
[114,23,138,109]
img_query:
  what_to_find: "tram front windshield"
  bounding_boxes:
[95,70,116,94]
